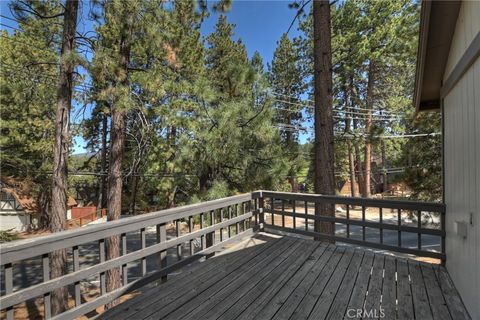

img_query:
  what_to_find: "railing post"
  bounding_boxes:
[258,195,265,231]
[205,210,215,259]
[42,254,51,318]
[5,263,13,320]
[156,223,167,282]
[441,210,446,266]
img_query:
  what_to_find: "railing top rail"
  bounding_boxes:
[0,193,253,264]
[257,190,445,212]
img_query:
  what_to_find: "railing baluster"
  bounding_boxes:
[398,209,402,247]
[42,254,51,319]
[140,228,146,275]
[99,239,106,295]
[228,206,232,238]
[122,233,128,286]
[292,200,296,230]
[200,212,206,250]
[254,198,258,225]
[417,210,422,250]
[281,199,285,228]
[243,202,247,231]
[346,205,350,238]
[4,263,14,320]
[156,223,167,282]
[259,197,265,231]
[271,197,275,226]
[305,201,308,231]
[219,208,224,242]
[235,204,240,235]
[379,208,383,244]
[189,216,194,256]
[362,206,366,241]
[176,220,182,260]
[207,210,215,248]
[73,246,81,307]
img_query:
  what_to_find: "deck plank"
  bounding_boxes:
[307,247,357,320]
[219,244,328,320]
[155,238,299,320]
[234,244,335,320]
[435,266,472,320]
[110,237,292,320]
[409,260,434,320]
[396,259,414,320]
[324,249,365,320]
[253,244,338,320]
[195,240,321,319]
[363,254,385,318]
[381,256,397,319]
[345,251,374,315]
[179,239,311,319]
[420,263,452,320]
[100,238,277,320]
[289,246,346,320]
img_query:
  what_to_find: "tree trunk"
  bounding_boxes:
[349,76,364,196]
[50,0,78,315]
[128,173,139,214]
[105,6,133,309]
[381,138,388,194]
[363,60,374,198]
[37,184,51,229]
[98,109,108,216]
[313,0,335,240]
[344,87,357,198]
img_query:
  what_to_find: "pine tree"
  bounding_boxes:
[269,34,304,191]
[0,3,61,227]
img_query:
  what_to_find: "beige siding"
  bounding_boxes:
[444,1,480,79]
[444,55,480,319]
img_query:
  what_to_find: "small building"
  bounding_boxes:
[0,179,78,231]
[0,184,39,231]
[414,1,480,318]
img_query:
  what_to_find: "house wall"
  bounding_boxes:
[444,1,480,80]
[0,199,30,231]
[443,2,480,318]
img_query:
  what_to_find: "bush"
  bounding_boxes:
[0,229,19,243]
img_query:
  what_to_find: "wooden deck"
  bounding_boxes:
[100,234,470,320]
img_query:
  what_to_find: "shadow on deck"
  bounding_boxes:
[100,233,470,320]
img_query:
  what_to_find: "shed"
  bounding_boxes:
[414,1,480,318]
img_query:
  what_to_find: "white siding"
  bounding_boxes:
[444,51,480,320]
[444,1,480,79]
[0,212,30,231]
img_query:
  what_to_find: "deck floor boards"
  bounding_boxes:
[99,234,471,320]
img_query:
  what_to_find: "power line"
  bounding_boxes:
[272,98,403,118]
[270,92,405,115]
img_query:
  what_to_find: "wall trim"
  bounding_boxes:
[441,31,480,98]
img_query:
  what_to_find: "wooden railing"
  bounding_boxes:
[0,193,258,320]
[258,191,445,262]
[0,190,445,320]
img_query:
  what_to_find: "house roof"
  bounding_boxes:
[413,0,461,112]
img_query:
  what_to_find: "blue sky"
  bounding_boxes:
[0,1,309,153]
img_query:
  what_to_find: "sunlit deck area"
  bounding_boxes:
[99,234,469,320]
[0,191,471,319]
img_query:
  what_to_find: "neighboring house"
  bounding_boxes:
[0,178,78,231]
[0,184,39,231]
[414,1,480,318]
